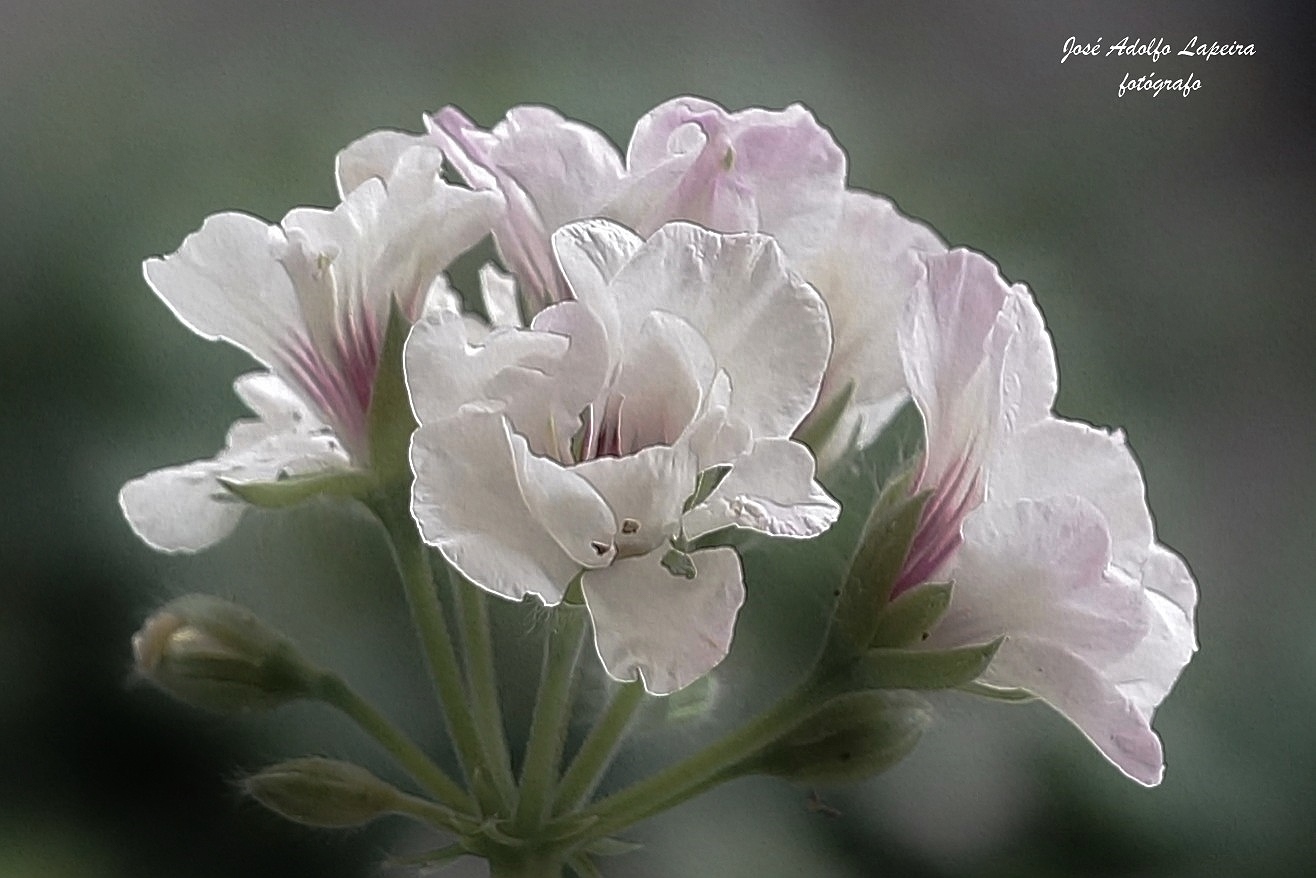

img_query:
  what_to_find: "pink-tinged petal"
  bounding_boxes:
[581,546,745,695]
[998,285,1058,434]
[620,98,846,258]
[409,410,581,604]
[120,372,350,553]
[572,444,699,558]
[989,418,1155,570]
[334,129,430,197]
[1103,545,1198,722]
[682,438,839,540]
[429,105,624,311]
[900,248,1013,490]
[930,496,1170,785]
[800,192,945,468]
[983,637,1166,786]
[143,212,303,369]
[507,427,618,569]
[607,222,832,438]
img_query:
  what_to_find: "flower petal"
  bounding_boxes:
[572,443,699,557]
[429,105,623,310]
[929,495,1171,784]
[581,546,745,694]
[403,309,568,425]
[119,372,350,553]
[507,427,618,569]
[989,417,1155,570]
[606,222,832,438]
[620,98,846,258]
[143,212,304,368]
[800,192,945,467]
[682,438,839,540]
[334,129,430,198]
[409,410,585,603]
[900,248,1014,489]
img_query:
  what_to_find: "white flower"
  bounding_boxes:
[406,219,839,694]
[119,136,501,552]
[897,248,1198,785]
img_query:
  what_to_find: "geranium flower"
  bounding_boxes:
[429,98,947,471]
[119,138,500,552]
[405,219,839,694]
[896,248,1198,785]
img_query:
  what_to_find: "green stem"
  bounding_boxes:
[553,681,645,814]
[371,497,495,814]
[565,673,842,848]
[313,672,473,814]
[449,568,518,807]
[391,790,476,835]
[513,605,588,835]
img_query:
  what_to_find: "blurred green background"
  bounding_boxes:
[3,0,1312,875]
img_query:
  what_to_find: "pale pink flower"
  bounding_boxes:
[896,248,1198,785]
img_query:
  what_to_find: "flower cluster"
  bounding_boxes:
[122,97,1197,791]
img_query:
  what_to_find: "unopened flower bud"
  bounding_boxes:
[132,594,319,713]
[748,691,930,784]
[243,757,404,828]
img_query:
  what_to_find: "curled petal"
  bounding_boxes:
[930,496,1177,784]
[334,129,430,197]
[683,438,839,540]
[403,309,568,424]
[605,221,832,438]
[989,418,1155,570]
[620,98,846,258]
[582,546,745,694]
[409,410,583,604]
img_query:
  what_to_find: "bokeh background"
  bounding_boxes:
[3,1,1313,875]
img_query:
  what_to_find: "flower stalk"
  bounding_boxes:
[513,603,590,835]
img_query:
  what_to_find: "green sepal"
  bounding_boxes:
[219,469,376,509]
[683,464,732,513]
[366,299,418,486]
[660,548,697,579]
[663,673,716,724]
[823,467,928,660]
[585,837,643,857]
[854,637,1003,691]
[743,690,930,784]
[870,581,953,648]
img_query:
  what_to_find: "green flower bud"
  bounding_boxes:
[132,594,319,713]
[748,691,930,784]
[243,758,404,828]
